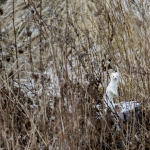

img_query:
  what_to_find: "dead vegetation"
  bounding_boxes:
[0,0,150,149]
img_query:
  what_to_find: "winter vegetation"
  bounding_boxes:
[0,0,150,149]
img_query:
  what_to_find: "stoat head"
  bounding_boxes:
[110,72,119,82]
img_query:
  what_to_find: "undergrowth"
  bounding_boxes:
[0,0,150,149]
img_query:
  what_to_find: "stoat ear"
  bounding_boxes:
[115,72,119,77]
[110,72,114,78]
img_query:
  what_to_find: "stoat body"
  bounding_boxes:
[104,72,119,109]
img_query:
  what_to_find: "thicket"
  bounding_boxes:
[0,0,150,149]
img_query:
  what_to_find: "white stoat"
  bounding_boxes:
[104,72,119,109]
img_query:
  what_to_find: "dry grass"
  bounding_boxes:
[0,0,150,149]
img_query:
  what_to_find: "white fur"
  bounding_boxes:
[104,72,119,109]
[101,72,141,121]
